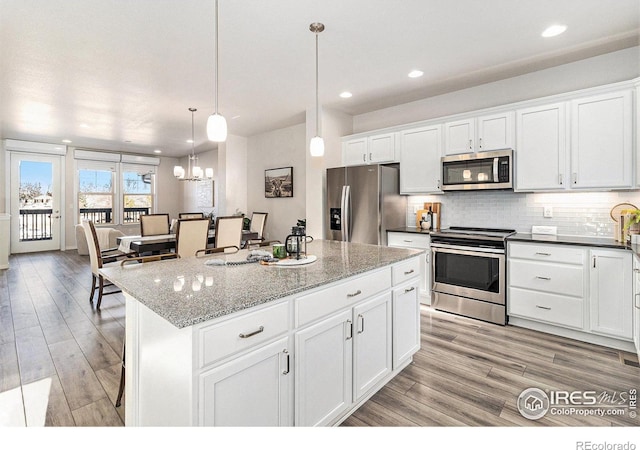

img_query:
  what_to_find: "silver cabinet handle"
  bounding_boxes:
[282,349,290,375]
[403,239,413,242]
[357,314,364,334]
[404,269,415,275]
[239,326,264,338]
[535,276,551,280]
[536,305,552,310]
[558,174,563,185]
[479,137,482,149]
[404,286,416,293]
[634,268,640,273]
[347,289,362,298]
[535,252,551,256]
[593,256,596,268]
[437,179,441,189]
[369,152,372,161]
[468,139,473,150]
[362,154,366,162]
[345,319,353,340]
[635,293,640,309]
[572,172,577,184]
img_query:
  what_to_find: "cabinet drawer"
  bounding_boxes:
[508,259,584,297]
[509,287,583,329]
[387,232,430,249]
[392,257,421,286]
[508,242,585,265]
[199,301,290,368]
[295,268,391,327]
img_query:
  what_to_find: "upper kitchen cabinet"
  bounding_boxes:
[399,125,443,194]
[342,133,397,166]
[570,90,633,189]
[444,112,514,156]
[515,103,567,191]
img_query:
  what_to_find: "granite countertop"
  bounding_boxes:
[507,232,630,250]
[100,239,423,329]
[387,226,433,235]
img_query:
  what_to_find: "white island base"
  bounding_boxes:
[123,254,422,426]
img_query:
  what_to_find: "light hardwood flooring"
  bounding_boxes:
[1,250,638,427]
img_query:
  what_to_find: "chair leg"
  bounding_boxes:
[89,274,97,304]
[97,276,104,310]
[115,341,125,407]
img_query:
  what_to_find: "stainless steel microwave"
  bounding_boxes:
[441,149,513,191]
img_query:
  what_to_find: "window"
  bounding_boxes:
[122,165,155,223]
[78,163,115,224]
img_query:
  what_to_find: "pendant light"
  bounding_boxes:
[207,0,227,142]
[174,108,214,181]
[309,22,325,157]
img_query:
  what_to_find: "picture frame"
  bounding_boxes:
[197,179,215,207]
[265,166,293,198]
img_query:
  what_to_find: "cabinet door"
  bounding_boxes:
[368,133,396,163]
[392,281,421,369]
[444,118,474,155]
[477,112,514,152]
[589,249,633,340]
[634,257,640,361]
[343,138,367,166]
[295,309,353,427]
[353,293,392,401]
[399,125,443,194]
[200,337,292,426]
[515,103,566,191]
[570,90,632,189]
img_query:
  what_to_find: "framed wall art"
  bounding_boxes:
[265,166,293,198]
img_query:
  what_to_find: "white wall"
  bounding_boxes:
[217,134,248,217]
[354,47,640,133]
[247,123,306,242]
[178,149,218,218]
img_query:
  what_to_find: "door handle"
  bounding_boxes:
[239,326,264,338]
[479,137,482,149]
[345,319,353,340]
[357,314,364,334]
[535,276,551,281]
[347,289,362,298]
[282,349,290,375]
[536,305,551,311]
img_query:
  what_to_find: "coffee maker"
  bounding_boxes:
[285,226,313,260]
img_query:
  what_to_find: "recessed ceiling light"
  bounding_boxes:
[339,91,353,98]
[62,139,72,143]
[232,115,241,119]
[80,123,90,128]
[153,149,162,154]
[186,139,194,143]
[542,24,567,37]
[408,70,424,78]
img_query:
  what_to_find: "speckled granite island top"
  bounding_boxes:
[100,239,422,329]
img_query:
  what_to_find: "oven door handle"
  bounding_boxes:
[430,243,505,256]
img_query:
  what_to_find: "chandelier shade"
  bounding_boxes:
[174,108,213,182]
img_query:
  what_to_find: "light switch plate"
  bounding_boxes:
[531,225,557,235]
[543,206,553,218]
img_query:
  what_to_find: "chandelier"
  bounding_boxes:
[174,108,213,181]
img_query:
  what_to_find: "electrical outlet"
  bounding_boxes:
[543,206,553,218]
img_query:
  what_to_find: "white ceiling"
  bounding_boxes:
[1,0,638,158]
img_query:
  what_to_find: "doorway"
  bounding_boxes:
[10,152,64,253]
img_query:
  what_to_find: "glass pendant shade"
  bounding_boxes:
[205,168,214,178]
[173,166,185,178]
[310,136,325,157]
[207,113,227,142]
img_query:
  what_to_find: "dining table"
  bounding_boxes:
[117,230,259,254]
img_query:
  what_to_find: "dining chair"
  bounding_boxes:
[243,212,268,248]
[140,213,170,236]
[175,218,211,257]
[195,245,240,257]
[179,212,205,219]
[82,220,130,310]
[115,252,180,408]
[214,216,244,249]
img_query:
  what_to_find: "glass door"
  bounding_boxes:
[10,153,63,253]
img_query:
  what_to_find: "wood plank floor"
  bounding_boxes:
[1,250,638,427]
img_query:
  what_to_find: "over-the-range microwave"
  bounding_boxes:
[441,149,513,191]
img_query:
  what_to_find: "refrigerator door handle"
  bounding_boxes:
[340,186,347,241]
[343,185,351,242]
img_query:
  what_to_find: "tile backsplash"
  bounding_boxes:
[407,191,640,237]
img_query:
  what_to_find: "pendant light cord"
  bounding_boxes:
[214,0,219,115]
[315,31,319,136]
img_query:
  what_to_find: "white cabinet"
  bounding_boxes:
[392,280,420,369]
[444,112,514,156]
[295,309,353,427]
[515,103,567,191]
[200,337,292,426]
[570,90,633,189]
[633,256,640,361]
[343,133,396,166]
[589,249,632,340]
[387,232,431,305]
[399,125,442,194]
[295,291,392,426]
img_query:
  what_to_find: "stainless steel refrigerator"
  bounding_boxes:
[326,164,407,246]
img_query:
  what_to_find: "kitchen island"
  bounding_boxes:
[100,239,423,426]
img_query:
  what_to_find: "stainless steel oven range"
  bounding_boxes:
[430,227,516,325]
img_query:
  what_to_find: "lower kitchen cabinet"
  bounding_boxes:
[200,337,293,426]
[589,249,632,340]
[387,231,431,304]
[633,256,640,360]
[295,292,392,426]
[392,280,420,369]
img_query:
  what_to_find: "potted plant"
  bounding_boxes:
[623,209,640,241]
